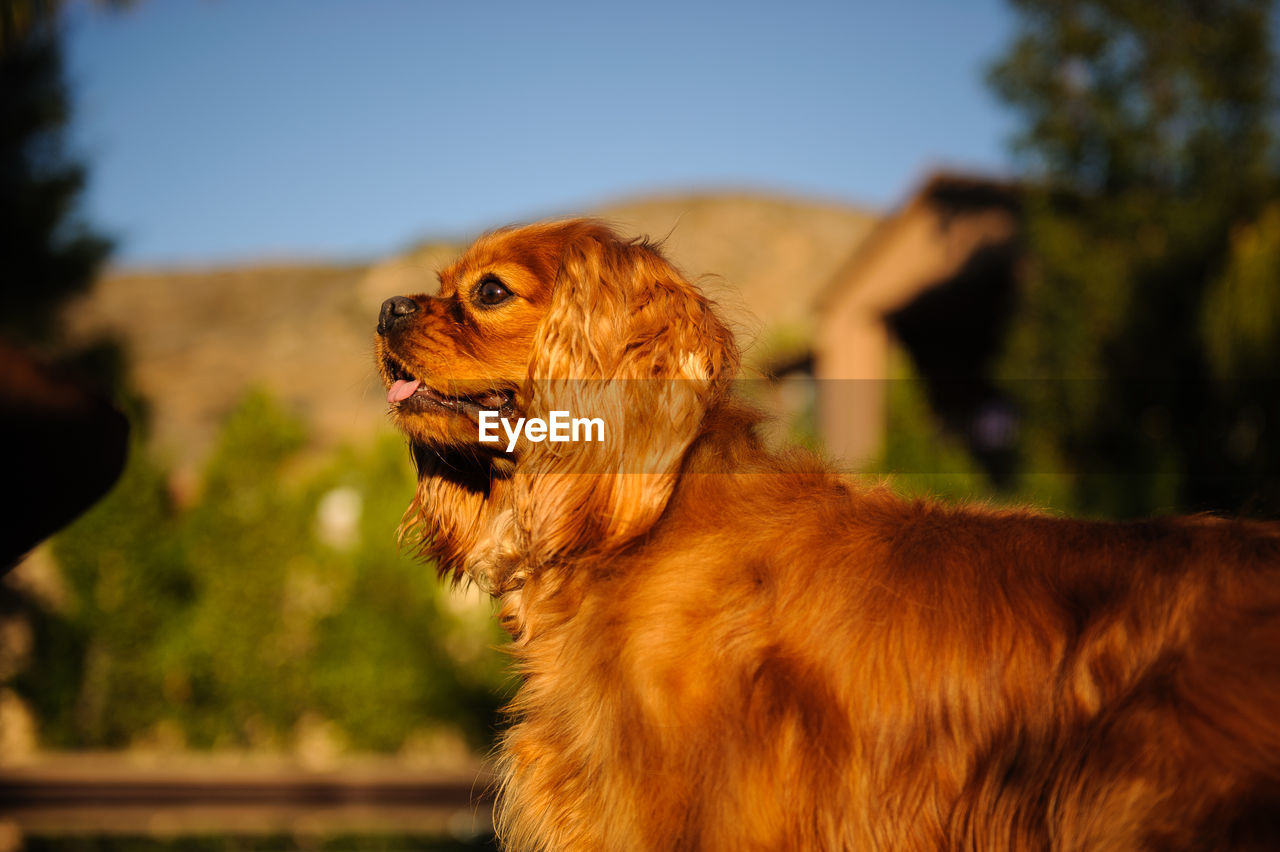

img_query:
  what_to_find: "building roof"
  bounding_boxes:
[815,171,1020,316]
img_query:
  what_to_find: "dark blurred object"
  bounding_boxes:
[814,173,1023,485]
[1,0,131,567]
[0,338,128,569]
[2,0,113,346]
[2,1,137,54]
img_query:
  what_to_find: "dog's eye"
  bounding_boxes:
[475,277,513,307]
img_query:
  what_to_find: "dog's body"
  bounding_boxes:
[375,220,1280,850]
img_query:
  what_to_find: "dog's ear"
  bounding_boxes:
[511,224,738,564]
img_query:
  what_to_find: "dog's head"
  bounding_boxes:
[375,220,738,592]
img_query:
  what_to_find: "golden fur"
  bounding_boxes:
[375,220,1280,850]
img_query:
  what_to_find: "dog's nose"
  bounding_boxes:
[377,296,419,335]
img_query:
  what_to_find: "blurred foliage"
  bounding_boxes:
[14,389,508,753]
[990,0,1273,196]
[1202,203,1280,380]
[984,0,1280,518]
[876,349,1011,504]
[1,0,114,351]
[2,0,136,54]
[873,351,1079,513]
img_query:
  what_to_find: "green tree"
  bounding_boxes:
[989,0,1280,517]
[1,0,137,742]
[1,0,113,348]
[27,389,506,752]
[33,431,187,746]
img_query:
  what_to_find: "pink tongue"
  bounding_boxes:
[387,379,421,404]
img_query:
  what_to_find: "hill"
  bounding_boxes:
[66,193,878,483]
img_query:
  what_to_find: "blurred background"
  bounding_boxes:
[2,0,1279,849]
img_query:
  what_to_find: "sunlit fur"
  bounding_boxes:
[376,220,1280,851]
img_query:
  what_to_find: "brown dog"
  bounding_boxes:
[375,219,1280,851]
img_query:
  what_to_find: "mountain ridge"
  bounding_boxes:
[66,192,878,482]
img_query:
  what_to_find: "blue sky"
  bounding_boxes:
[63,0,1018,265]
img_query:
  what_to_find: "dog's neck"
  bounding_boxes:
[408,395,779,637]
[497,397,781,636]
[403,444,516,589]
[681,396,775,473]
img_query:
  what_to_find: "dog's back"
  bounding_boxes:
[498,400,1280,850]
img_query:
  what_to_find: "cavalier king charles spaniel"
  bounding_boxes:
[375,219,1280,851]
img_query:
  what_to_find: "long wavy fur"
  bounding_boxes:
[375,220,1280,851]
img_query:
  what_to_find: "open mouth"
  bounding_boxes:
[384,356,515,417]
